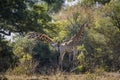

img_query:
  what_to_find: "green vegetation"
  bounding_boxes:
[0,0,120,76]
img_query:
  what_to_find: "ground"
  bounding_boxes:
[0,72,120,80]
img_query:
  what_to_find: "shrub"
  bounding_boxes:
[12,37,58,74]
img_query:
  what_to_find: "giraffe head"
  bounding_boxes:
[27,32,39,39]
[51,42,61,51]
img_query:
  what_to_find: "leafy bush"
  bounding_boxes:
[0,39,17,73]
[12,37,58,74]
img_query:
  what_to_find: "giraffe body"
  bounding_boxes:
[57,22,88,71]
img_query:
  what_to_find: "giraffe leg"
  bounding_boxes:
[72,49,77,68]
[73,48,77,61]
[73,52,76,61]
[59,52,65,71]
[69,53,71,63]
[59,53,61,70]
[69,52,72,63]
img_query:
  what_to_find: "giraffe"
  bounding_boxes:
[27,32,54,44]
[26,32,57,71]
[52,22,88,71]
[26,32,60,52]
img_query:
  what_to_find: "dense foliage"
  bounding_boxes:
[0,0,120,74]
[10,36,58,74]
[0,39,17,72]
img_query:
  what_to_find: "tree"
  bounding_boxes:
[81,0,111,7]
[0,0,28,36]
[0,0,52,37]
[42,0,64,13]
[82,4,120,71]
[104,0,120,29]
[0,0,60,73]
[55,2,120,72]
[0,39,17,72]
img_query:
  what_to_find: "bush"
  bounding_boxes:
[12,37,58,74]
[0,39,17,73]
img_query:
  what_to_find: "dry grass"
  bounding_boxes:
[0,72,120,80]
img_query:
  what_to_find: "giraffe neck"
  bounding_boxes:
[27,32,53,44]
[66,22,88,46]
